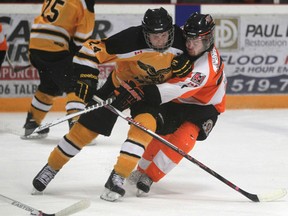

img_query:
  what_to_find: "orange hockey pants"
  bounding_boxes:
[138,121,200,182]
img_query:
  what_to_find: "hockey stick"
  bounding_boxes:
[5,53,31,72]
[0,194,90,216]
[93,95,287,202]
[32,97,114,134]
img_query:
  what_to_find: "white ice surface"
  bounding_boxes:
[0,109,287,216]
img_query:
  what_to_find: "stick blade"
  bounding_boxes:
[257,188,287,202]
[55,199,91,216]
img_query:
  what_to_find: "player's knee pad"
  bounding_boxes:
[128,113,157,148]
[170,122,199,152]
[66,123,98,148]
[164,122,199,163]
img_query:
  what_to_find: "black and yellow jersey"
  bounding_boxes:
[29,0,95,52]
[73,25,186,87]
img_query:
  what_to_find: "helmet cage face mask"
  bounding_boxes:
[183,13,215,52]
[185,30,215,54]
[143,28,174,52]
[142,7,174,52]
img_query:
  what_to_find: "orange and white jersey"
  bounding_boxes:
[156,46,226,113]
[0,23,7,51]
[29,0,95,52]
[73,25,186,86]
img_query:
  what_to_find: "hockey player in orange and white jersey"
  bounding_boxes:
[22,0,95,139]
[31,7,186,199]
[126,12,227,195]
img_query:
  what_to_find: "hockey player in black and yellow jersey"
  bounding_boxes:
[31,7,186,200]
[22,0,95,139]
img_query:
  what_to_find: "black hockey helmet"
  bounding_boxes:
[142,7,174,52]
[142,7,173,33]
[183,12,215,51]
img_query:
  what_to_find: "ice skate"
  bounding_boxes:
[136,173,153,197]
[127,169,142,185]
[68,117,77,130]
[32,164,58,195]
[100,170,125,202]
[21,112,49,139]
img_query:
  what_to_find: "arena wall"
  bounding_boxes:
[0,4,287,111]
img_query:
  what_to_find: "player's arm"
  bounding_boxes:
[72,38,119,103]
[72,0,95,52]
[112,71,207,110]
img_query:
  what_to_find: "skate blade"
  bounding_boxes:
[21,133,48,140]
[31,188,44,195]
[100,188,122,202]
[136,189,147,197]
[86,141,97,146]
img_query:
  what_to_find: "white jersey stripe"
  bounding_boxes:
[58,137,80,156]
[153,150,177,174]
[121,140,145,157]
[31,96,52,112]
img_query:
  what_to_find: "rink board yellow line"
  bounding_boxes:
[225,95,288,109]
[0,95,288,112]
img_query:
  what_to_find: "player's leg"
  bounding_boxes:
[32,104,119,193]
[22,51,67,139]
[136,122,199,193]
[135,103,220,194]
[101,103,158,201]
[32,122,99,194]
[49,54,87,129]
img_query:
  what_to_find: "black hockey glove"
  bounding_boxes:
[171,54,192,78]
[112,80,144,111]
[75,70,99,103]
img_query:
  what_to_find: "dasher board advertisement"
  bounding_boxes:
[214,15,288,95]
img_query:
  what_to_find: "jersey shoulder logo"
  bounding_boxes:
[191,72,206,86]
